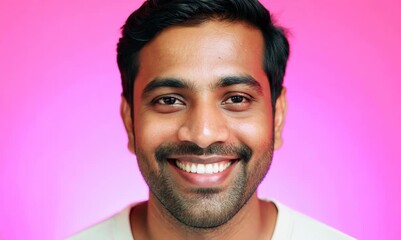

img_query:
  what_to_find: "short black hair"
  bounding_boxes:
[117,0,290,108]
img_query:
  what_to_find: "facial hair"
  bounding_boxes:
[135,141,274,229]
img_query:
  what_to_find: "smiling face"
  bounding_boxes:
[121,20,287,228]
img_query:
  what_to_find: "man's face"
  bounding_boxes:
[121,20,286,228]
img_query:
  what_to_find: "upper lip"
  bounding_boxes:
[168,155,239,164]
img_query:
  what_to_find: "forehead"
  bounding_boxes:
[135,20,267,91]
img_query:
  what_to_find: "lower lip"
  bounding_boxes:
[168,160,239,188]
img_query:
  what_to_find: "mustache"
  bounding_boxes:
[155,142,253,163]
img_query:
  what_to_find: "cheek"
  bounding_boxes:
[134,113,180,150]
[134,115,180,172]
[230,116,273,150]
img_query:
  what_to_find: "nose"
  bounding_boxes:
[177,104,229,148]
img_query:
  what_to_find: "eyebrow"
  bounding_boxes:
[141,74,263,98]
[142,77,192,98]
[213,75,263,94]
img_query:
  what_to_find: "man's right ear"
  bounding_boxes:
[120,96,135,154]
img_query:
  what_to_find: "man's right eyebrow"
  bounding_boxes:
[141,77,191,98]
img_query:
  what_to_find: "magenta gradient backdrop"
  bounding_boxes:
[1,0,400,239]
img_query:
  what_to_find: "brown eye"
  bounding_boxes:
[229,96,245,103]
[159,96,178,105]
[224,95,248,104]
[222,94,253,112]
[152,95,185,113]
[154,96,185,106]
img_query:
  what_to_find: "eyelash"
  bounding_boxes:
[152,95,185,105]
[222,94,252,105]
[151,93,254,114]
[153,94,251,104]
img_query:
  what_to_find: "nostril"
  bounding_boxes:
[177,111,230,147]
[178,129,229,149]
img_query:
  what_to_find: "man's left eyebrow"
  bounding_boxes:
[213,75,263,94]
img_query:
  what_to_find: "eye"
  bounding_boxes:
[151,95,185,113]
[222,94,253,111]
[156,96,183,105]
[223,95,250,105]
[225,95,246,104]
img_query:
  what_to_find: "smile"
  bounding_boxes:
[175,160,232,174]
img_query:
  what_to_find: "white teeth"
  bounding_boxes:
[185,164,191,172]
[191,164,197,173]
[205,164,213,174]
[197,164,205,174]
[219,164,224,172]
[176,161,232,174]
[213,163,219,173]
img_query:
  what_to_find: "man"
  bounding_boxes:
[69,0,354,239]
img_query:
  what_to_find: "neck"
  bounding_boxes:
[130,193,278,240]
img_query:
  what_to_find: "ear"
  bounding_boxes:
[120,96,136,154]
[273,87,288,150]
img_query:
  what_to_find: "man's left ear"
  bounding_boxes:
[273,87,288,150]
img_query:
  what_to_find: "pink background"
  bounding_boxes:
[1,0,400,239]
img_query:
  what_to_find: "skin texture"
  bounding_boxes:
[121,20,287,240]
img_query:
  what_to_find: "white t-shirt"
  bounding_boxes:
[66,200,355,240]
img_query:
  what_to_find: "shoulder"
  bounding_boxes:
[270,200,356,240]
[65,217,115,240]
[65,203,136,240]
